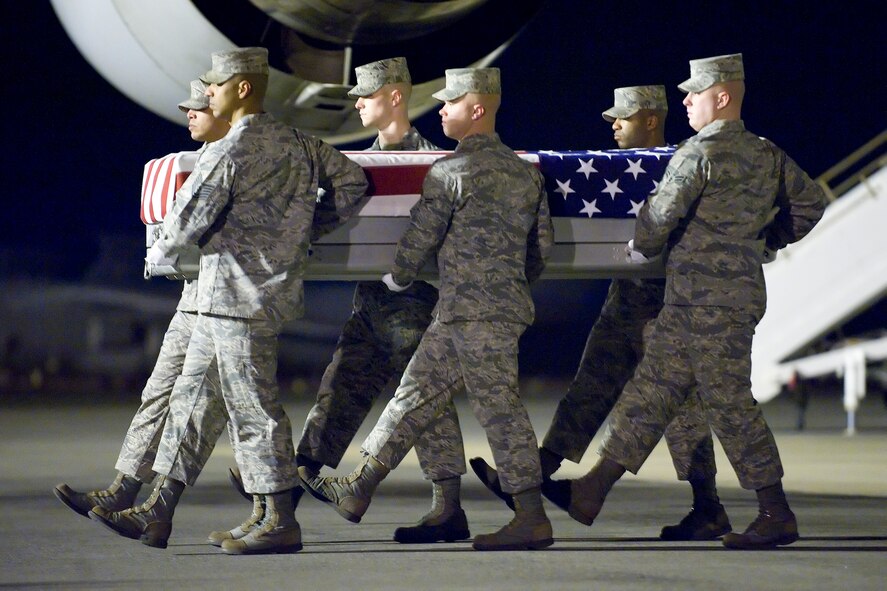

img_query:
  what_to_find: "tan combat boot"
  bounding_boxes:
[544,457,624,526]
[472,487,553,551]
[207,494,265,546]
[470,449,563,511]
[89,476,184,549]
[221,490,302,554]
[54,472,143,518]
[299,454,390,523]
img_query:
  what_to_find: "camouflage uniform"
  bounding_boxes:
[600,118,827,489]
[364,132,554,494]
[116,140,229,485]
[297,128,458,478]
[152,112,368,493]
[543,83,716,481]
[367,126,439,152]
[542,277,714,480]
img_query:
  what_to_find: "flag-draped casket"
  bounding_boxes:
[141,148,674,280]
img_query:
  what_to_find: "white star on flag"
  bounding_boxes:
[602,178,623,199]
[554,178,575,199]
[627,199,644,216]
[576,158,598,179]
[579,199,601,217]
[624,158,646,180]
[651,179,660,193]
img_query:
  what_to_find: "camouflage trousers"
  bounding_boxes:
[366,319,540,493]
[601,304,784,490]
[297,281,448,475]
[115,310,228,484]
[153,314,298,493]
[543,279,717,480]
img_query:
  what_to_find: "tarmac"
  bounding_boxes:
[1,381,885,591]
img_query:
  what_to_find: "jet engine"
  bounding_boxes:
[50,0,545,144]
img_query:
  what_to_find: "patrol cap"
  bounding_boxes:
[602,85,668,122]
[348,57,411,98]
[678,53,744,93]
[201,47,269,85]
[177,79,210,112]
[432,67,501,102]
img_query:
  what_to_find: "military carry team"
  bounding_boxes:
[54,47,828,554]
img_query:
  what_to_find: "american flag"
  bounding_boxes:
[141,147,675,225]
[536,147,675,219]
[140,151,200,224]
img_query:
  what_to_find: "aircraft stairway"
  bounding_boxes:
[751,152,887,430]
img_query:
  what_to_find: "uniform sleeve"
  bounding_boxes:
[310,137,369,241]
[155,149,233,254]
[634,147,707,257]
[762,150,829,250]
[391,165,456,285]
[525,173,553,283]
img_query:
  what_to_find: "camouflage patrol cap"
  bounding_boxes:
[678,53,744,93]
[177,80,210,112]
[602,85,668,122]
[432,67,501,101]
[348,57,411,98]
[201,47,269,85]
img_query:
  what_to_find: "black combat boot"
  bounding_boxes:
[393,476,471,543]
[723,481,799,549]
[54,472,143,518]
[660,476,732,540]
[660,502,732,541]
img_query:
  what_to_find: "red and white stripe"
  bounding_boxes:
[140,151,200,224]
[141,150,541,224]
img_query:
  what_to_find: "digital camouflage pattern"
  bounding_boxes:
[366,319,538,492]
[678,53,745,93]
[602,85,668,122]
[152,111,367,492]
[543,278,666,462]
[366,132,553,493]
[178,79,210,112]
[602,118,827,490]
[348,56,411,98]
[173,142,211,313]
[297,278,443,467]
[432,67,501,101]
[542,278,717,480]
[634,119,826,317]
[369,126,441,151]
[147,315,229,487]
[201,47,269,85]
[602,305,779,488]
[391,132,553,323]
[116,142,231,483]
[176,279,199,312]
[298,128,453,474]
[154,112,368,321]
[154,314,297,493]
[115,310,225,483]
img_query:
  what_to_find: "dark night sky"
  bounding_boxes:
[2,1,884,281]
